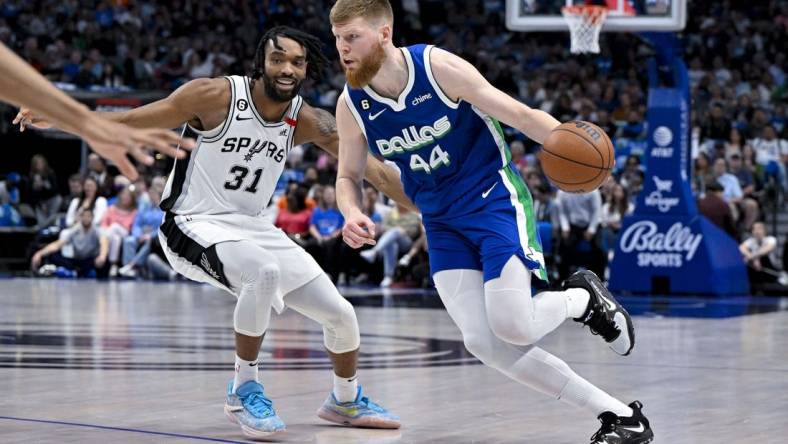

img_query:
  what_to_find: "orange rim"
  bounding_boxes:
[561,5,608,24]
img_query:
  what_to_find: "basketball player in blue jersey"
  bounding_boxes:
[330,1,653,443]
[16,27,403,438]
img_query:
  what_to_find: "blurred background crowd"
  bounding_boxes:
[0,0,785,292]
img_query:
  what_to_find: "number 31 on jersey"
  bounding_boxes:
[410,145,450,174]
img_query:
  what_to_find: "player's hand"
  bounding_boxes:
[79,114,196,181]
[15,109,196,181]
[13,108,52,131]
[342,209,377,249]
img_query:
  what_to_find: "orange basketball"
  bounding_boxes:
[538,121,615,193]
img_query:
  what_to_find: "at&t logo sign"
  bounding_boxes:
[651,126,674,158]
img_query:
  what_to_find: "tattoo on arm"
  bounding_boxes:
[313,108,337,138]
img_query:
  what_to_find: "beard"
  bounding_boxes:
[343,42,386,89]
[262,73,303,102]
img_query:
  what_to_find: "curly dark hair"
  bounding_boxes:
[250,26,328,91]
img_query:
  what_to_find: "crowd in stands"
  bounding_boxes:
[25,153,175,280]
[0,0,786,289]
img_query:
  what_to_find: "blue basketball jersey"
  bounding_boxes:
[344,44,512,218]
[345,44,547,281]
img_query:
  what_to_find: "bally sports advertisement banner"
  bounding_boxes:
[609,72,748,295]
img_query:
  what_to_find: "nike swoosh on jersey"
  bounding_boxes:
[235,115,253,121]
[482,182,498,198]
[368,109,386,120]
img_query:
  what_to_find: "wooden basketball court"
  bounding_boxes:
[1,279,786,443]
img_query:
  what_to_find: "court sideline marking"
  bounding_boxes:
[0,415,250,443]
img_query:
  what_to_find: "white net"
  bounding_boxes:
[561,5,608,54]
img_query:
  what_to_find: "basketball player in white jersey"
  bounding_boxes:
[329,1,652,443]
[17,27,404,438]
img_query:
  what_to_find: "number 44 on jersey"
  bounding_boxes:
[410,145,450,174]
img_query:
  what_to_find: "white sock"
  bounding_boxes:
[564,287,591,319]
[559,375,633,417]
[333,373,358,403]
[233,355,259,393]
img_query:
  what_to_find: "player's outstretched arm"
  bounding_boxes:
[0,42,194,179]
[296,102,416,211]
[429,47,560,144]
[16,77,224,132]
[0,42,96,136]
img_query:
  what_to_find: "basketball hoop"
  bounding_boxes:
[561,5,608,54]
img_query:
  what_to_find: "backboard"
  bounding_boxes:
[506,0,686,32]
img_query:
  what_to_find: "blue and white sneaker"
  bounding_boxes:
[317,386,400,429]
[224,380,286,438]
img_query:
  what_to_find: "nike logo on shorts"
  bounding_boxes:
[482,182,498,198]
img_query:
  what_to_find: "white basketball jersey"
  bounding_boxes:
[161,75,303,217]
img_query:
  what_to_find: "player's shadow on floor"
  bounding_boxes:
[285,423,402,443]
[224,423,402,443]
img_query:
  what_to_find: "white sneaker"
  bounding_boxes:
[380,276,393,288]
[37,264,57,276]
[360,249,376,263]
[109,264,119,277]
[118,266,137,278]
[398,254,411,267]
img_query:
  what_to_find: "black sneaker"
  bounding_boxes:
[564,270,635,356]
[590,401,654,444]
